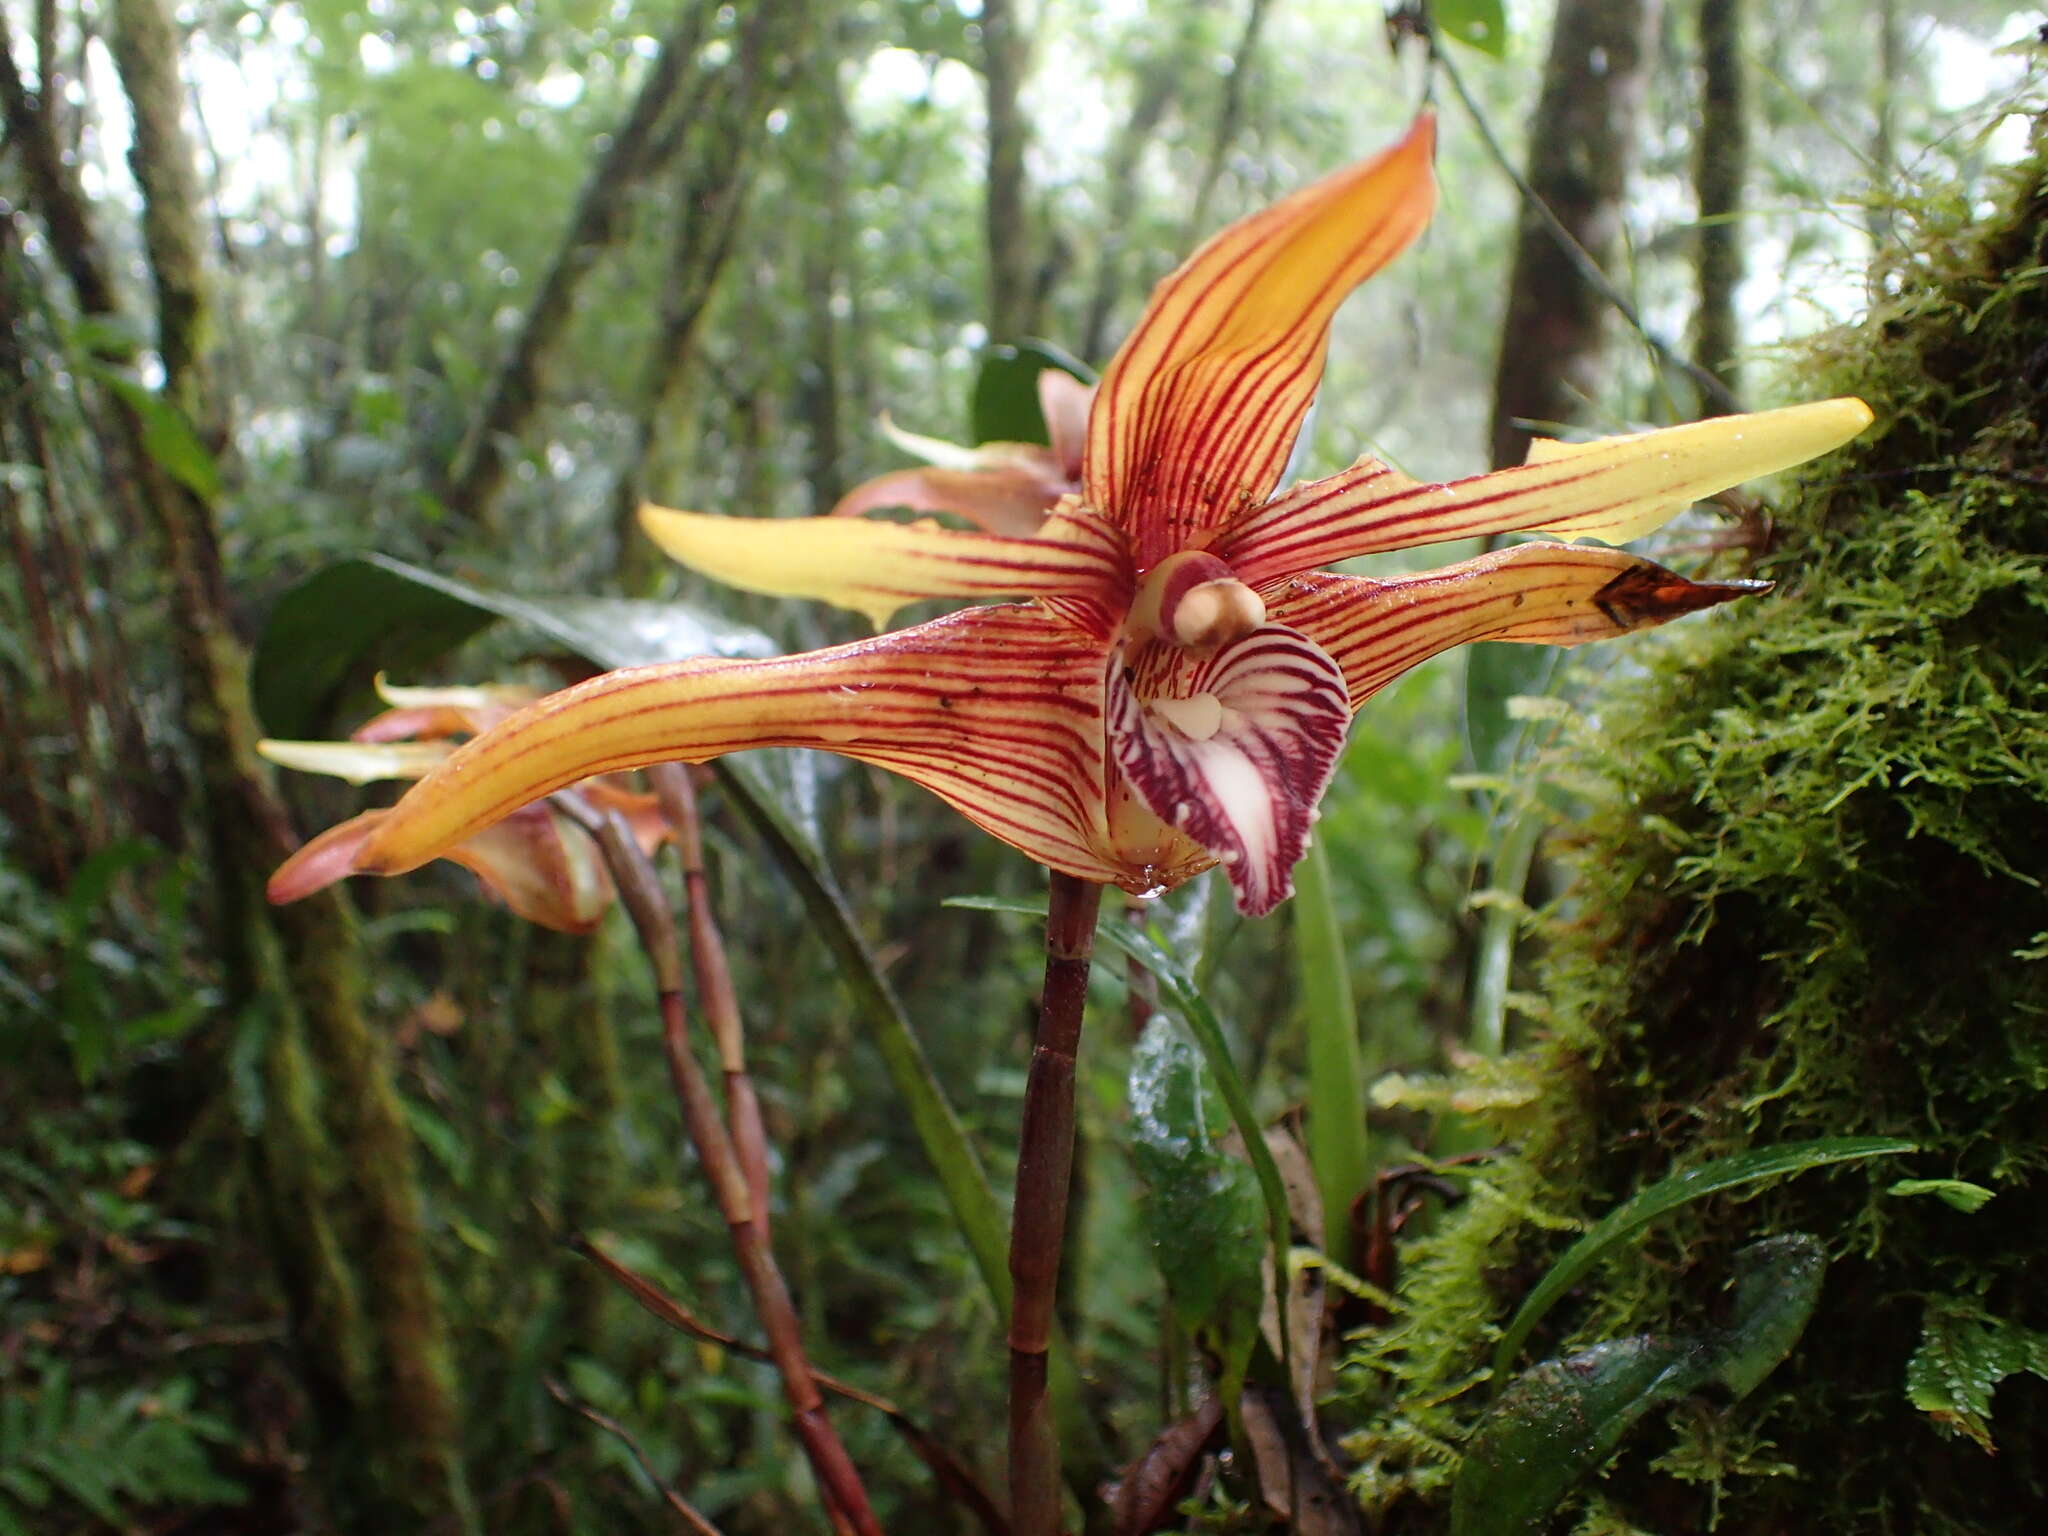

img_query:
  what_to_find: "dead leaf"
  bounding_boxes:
[1104,1396,1224,1535]
[1240,1384,1361,1536]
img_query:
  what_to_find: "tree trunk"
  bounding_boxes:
[1868,0,1901,252]
[982,0,1037,343]
[1384,133,2048,1535]
[1487,0,1664,469]
[796,33,852,516]
[443,0,716,534]
[1693,0,1747,406]
[7,4,476,1523]
[1080,0,1215,364]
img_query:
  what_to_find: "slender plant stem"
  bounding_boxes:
[577,1237,1015,1536]
[649,762,774,1244]
[544,1377,729,1536]
[1007,872,1105,1536]
[590,809,881,1536]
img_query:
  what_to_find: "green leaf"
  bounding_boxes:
[1905,1300,2048,1451]
[1433,0,1510,58]
[1454,1235,1825,1536]
[1128,1017,1265,1399]
[250,553,774,737]
[86,368,221,499]
[969,339,1093,447]
[1888,1177,1996,1213]
[1294,839,1368,1266]
[1492,1137,1915,1381]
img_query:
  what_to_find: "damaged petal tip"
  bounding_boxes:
[1592,563,1778,630]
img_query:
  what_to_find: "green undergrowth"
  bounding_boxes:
[1336,136,2048,1534]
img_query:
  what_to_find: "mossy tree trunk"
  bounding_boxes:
[608,0,813,591]
[1355,131,2048,1536]
[1692,0,1747,405]
[982,0,1039,343]
[442,0,719,537]
[3,3,474,1524]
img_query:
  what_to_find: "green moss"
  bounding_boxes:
[1338,138,2048,1534]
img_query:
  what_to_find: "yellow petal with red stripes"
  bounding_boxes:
[1269,542,1770,710]
[355,604,1129,888]
[1223,398,1872,584]
[1085,115,1436,563]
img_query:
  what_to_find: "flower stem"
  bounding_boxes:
[593,809,880,1536]
[649,762,773,1244]
[1007,871,1104,1536]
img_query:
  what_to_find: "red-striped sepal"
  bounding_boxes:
[1084,117,1436,566]
[269,803,617,934]
[1266,543,1770,711]
[1107,624,1351,916]
[1217,399,1872,586]
[353,603,1130,890]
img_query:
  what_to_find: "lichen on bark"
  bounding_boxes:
[1341,127,2048,1535]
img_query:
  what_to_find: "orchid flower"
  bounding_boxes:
[332,116,1870,918]
[261,681,668,934]
[829,368,1093,538]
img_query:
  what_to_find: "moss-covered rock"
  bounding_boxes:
[1341,137,2048,1535]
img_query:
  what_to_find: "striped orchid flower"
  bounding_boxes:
[262,682,669,934]
[339,116,1870,918]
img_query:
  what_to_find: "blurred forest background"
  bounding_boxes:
[3,0,2044,1532]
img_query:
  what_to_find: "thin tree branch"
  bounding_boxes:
[543,1378,728,1536]
[1428,17,1743,418]
[576,1237,1014,1536]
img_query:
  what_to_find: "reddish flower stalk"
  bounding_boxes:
[1007,872,1106,1536]
[647,762,774,1246]
[590,809,879,1536]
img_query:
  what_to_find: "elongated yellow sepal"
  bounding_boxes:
[638,502,1129,630]
[1224,398,1874,584]
[1272,542,1772,709]
[355,604,1128,888]
[258,738,454,784]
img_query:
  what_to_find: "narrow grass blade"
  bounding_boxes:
[1491,1136,1916,1382]
[1293,839,1368,1266]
